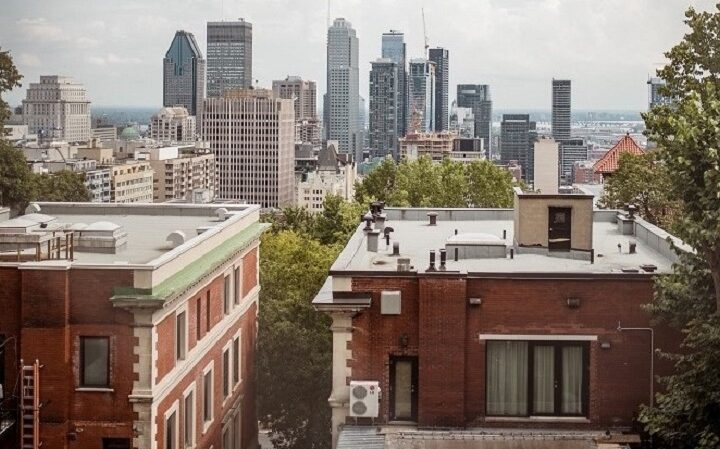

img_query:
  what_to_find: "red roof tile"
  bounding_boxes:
[593,134,645,174]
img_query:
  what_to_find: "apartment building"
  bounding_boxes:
[0,202,264,449]
[315,190,685,448]
[109,161,154,203]
[142,146,216,202]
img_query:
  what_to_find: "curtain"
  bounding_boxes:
[533,345,555,414]
[562,345,583,414]
[487,341,528,415]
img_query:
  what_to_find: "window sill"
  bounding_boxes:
[485,416,590,423]
[75,387,114,393]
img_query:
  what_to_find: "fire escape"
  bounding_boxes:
[20,359,42,449]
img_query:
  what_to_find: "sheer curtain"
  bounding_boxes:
[487,341,528,415]
[533,345,554,414]
[562,346,583,414]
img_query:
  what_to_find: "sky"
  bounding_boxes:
[1,0,716,111]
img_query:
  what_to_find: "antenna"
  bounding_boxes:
[422,7,429,54]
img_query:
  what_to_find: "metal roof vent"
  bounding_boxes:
[75,221,127,254]
[215,207,229,220]
[166,230,187,249]
[25,203,41,214]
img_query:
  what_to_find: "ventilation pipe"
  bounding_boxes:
[439,249,447,271]
[427,250,437,272]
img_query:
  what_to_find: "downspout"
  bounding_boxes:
[617,321,654,407]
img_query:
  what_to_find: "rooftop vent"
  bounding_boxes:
[427,212,438,226]
[75,221,127,254]
[215,207,229,220]
[166,230,187,249]
[445,233,507,259]
[25,203,41,214]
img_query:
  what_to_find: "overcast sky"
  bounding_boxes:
[1,0,715,111]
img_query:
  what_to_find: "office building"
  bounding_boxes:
[428,48,449,131]
[408,59,435,134]
[199,89,295,208]
[381,31,407,137]
[315,194,682,449]
[457,84,492,153]
[559,138,589,184]
[207,19,253,97]
[533,137,559,193]
[22,76,91,143]
[150,107,197,143]
[369,58,399,158]
[272,76,317,120]
[163,30,206,115]
[326,18,360,158]
[552,79,571,140]
[0,202,263,449]
[500,114,536,183]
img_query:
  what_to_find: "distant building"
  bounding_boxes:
[139,145,216,202]
[150,107,197,143]
[91,124,117,142]
[296,143,356,213]
[449,101,475,139]
[207,19,253,97]
[593,134,645,181]
[163,30,206,115]
[500,114,536,183]
[428,48,449,132]
[457,84,492,153]
[200,89,295,208]
[296,118,322,145]
[272,76,316,120]
[533,137,559,193]
[408,59,435,133]
[453,137,484,154]
[399,131,455,161]
[22,76,91,143]
[572,160,602,184]
[382,31,407,137]
[551,79,571,140]
[648,77,671,110]
[84,168,113,202]
[369,58,399,158]
[108,161,155,203]
[3,124,32,142]
[559,138,589,185]
[326,18,360,158]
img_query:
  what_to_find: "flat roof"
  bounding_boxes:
[330,208,683,276]
[0,203,258,266]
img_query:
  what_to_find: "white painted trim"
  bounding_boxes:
[182,382,197,449]
[485,416,591,423]
[479,334,598,341]
[232,329,242,388]
[176,304,189,363]
[164,400,180,449]
[221,340,232,407]
[202,360,215,435]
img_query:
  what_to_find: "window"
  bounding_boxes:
[203,369,213,423]
[206,291,211,332]
[80,337,109,387]
[232,336,240,386]
[196,297,202,340]
[184,391,195,447]
[223,348,230,399]
[166,410,177,449]
[234,267,241,305]
[176,311,187,361]
[223,275,232,315]
[486,341,588,416]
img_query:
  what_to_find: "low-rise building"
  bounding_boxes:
[593,134,645,182]
[296,141,356,213]
[0,202,265,449]
[77,140,116,165]
[91,125,118,142]
[573,160,602,185]
[315,189,684,448]
[108,161,154,203]
[399,132,456,161]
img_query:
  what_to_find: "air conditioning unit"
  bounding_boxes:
[348,381,381,418]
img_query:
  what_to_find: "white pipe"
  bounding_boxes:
[617,321,654,407]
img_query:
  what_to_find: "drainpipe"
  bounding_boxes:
[617,322,654,407]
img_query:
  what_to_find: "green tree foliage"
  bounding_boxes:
[355,156,516,208]
[597,152,678,230]
[257,196,363,449]
[0,142,35,214]
[0,47,22,130]
[637,5,720,448]
[33,171,91,202]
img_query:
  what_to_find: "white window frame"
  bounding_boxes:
[165,400,180,449]
[176,306,188,362]
[233,265,242,306]
[202,361,215,434]
[232,330,242,387]
[183,383,196,448]
[223,274,231,316]
[222,340,232,405]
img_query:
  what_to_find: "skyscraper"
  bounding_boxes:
[551,79,571,140]
[163,30,206,115]
[382,31,407,137]
[500,114,536,183]
[457,84,492,154]
[199,89,295,208]
[22,76,91,142]
[369,58,399,158]
[647,77,672,110]
[559,138,589,184]
[206,19,253,97]
[408,59,435,134]
[326,18,360,159]
[428,48,449,132]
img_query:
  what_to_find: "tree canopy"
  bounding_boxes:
[0,47,22,130]
[355,156,516,208]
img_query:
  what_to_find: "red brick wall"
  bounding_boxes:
[242,248,257,297]
[348,274,678,430]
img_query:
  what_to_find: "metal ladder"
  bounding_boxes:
[20,359,42,449]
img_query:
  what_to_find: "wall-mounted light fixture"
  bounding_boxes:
[566,297,581,309]
[600,341,612,349]
[469,297,483,306]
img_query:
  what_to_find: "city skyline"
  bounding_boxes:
[0,0,714,110]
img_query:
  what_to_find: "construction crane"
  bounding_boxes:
[422,7,429,53]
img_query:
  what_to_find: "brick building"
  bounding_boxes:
[0,202,265,449]
[315,189,685,448]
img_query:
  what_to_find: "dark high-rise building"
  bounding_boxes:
[501,114,536,183]
[207,19,253,97]
[551,79,571,140]
[559,138,589,185]
[163,30,206,115]
[382,31,407,137]
[369,58,399,158]
[428,48,449,132]
[457,84,492,154]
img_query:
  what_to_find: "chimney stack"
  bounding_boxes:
[439,249,447,271]
[427,250,437,272]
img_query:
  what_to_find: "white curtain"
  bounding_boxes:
[533,345,555,414]
[487,341,528,415]
[562,346,583,414]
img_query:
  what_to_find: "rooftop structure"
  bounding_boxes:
[399,131,455,161]
[207,19,253,97]
[593,134,645,179]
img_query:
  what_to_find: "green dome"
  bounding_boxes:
[119,126,140,140]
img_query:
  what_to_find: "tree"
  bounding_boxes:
[314,194,365,246]
[354,156,397,205]
[33,171,91,202]
[598,152,679,230]
[465,159,515,208]
[0,47,22,130]
[393,156,441,207]
[433,158,468,207]
[0,143,35,214]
